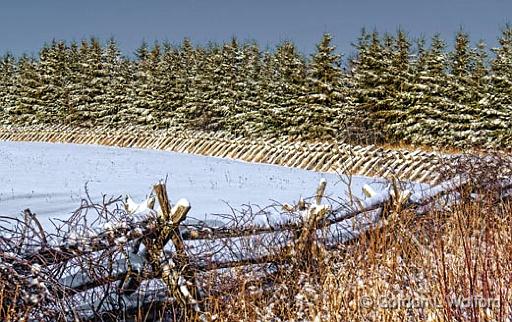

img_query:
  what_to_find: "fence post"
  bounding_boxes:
[294,179,329,267]
[151,182,203,319]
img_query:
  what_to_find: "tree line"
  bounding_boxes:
[1,27,511,148]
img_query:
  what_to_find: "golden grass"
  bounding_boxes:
[203,189,512,322]
[1,177,510,321]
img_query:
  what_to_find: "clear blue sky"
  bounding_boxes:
[1,0,511,58]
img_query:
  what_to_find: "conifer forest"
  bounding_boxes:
[1,27,512,149]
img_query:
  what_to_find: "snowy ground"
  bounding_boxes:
[0,141,428,228]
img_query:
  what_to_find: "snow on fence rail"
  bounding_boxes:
[2,175,511,321]
[0,125,445,184]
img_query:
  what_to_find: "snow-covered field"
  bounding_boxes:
[0,141,426,228]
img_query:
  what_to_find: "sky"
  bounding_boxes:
[0,0,511,58]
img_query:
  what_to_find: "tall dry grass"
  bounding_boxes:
[202,181,512,322]
[1,161,511,321]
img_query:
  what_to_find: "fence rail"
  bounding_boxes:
[3,174,511,321]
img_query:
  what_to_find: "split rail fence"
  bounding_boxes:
[3,175,512,320]
[2,125,512,320]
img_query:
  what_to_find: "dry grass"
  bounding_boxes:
[1,164,511,321]
[202,185,512,322]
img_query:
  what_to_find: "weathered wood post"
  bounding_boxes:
[143,182,203,319]
[315,178,327,206]
[294,179,329,267]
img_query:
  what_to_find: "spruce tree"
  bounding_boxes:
[257,50,281,134]
[0,53,18,125]
[184,44,215,130]
[63,41,81,123]
[378,30,414,142]
[468,41,492,131]
[214,38,243,132]
[172,38,199,128]
[489,25,512,147]
[103,38,130,126]
[271,41,307,137]
[302,33,343,139]
[351,30,394,143]
[128,41,163,126]
[154,43,182,129]
[393,34,449,145]
[444,30,476,146]
[11,55,41,125]
[36,41,70,123]
[68,39,108,126]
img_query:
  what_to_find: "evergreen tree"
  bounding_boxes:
[173,38,200,128]
[351,30,394,143]
[491,25,512,99]
[212,38,243,132]
[270,41,307,136]
[0,30,509,148]
[68,39,108,126]
[154,43,180,128]
[468,41,491,108]
[235,42,263,135]
[127,41,163,126]
[103,38,130,125]
[36,41,70,123]
[489,25,512,147]
[257,50,280,134]
[396,34,450,145]
[184,44,216,130]
[302,33,343,139]
[377,30,415,142]
[63,41,81,123]
[444,30,477,145]
[11,55,42,125]
[0,53,18,124]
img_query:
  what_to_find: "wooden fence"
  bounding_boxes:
[0,125,445,184]
[2,125,512,320]
[4,174,511,321]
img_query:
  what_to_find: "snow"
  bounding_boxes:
[0,141,429,229]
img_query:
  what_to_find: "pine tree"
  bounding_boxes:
[127,41,163,126]
[489,24,512,147]
[11,55,42,125]
[103,38,130,126]
[301,33,343,139]
[0,53,18,125]
[351,30,394,143]
[270,41,307,137]
[153,43,180,128]
[36,41,70,123]
[378,30,415,142]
